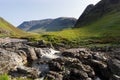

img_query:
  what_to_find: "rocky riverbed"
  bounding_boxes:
[0,38,120,80]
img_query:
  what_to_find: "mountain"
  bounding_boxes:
[18,17,77,32]
[43,0,120,46]
[75,0,120,27]
[0,17,26,37]
[18,19,53,31]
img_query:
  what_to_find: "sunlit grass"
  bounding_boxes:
[39,12,120,47]
[0,74,9,80]
[0,12,120,47]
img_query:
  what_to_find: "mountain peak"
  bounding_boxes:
[75,0,120,28]
[80,4,94,17]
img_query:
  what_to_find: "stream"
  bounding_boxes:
[32,48,101,80]
[0,38,103,80]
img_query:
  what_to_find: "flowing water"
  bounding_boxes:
[34,48,102,80]
[32,48,62,80]
[40,48,61,60]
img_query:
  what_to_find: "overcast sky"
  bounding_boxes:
[0,0,100,26]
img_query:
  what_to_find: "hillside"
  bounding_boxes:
[0,17,27,37]
[75,0,120,27]
[0,0,120,47]
[42,0,120,47]
[18,17,77,32]
[18,19,53,31]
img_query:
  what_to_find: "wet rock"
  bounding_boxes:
[91,60,107,68]
[46,71,63,80]
[110,74,120,80]
[10,66,41,79]
[48,61,63,72]
[108,59,120,76]
[70,68,89,80]
[32,60,49,77]
[62,51,75,58]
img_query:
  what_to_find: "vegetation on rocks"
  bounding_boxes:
[0,74,9,80]
[0,74,32,80]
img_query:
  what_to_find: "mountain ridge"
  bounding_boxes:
[75,0,120,27]
[18,17,77,32]
[18,19,53,31]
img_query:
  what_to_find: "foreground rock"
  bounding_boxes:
[0,38,120,80]
[9,66,41,79]
[0,48,23,74]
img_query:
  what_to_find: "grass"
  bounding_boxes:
[0,74,33,80]
[0,74,54,80]
[0,74,9,80]
[40,12,120,47]
[48,12,120,38]
[0,11,120,47]
[0,17,30,38]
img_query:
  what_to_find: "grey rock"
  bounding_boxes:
[46,71,63,80]
[48,61,63,72]
[28,47,38,60]
[108,59,120,76]
[110,74,120,80]
[10,66,41,79]
[70,68,88,79]
[0,48,23,74]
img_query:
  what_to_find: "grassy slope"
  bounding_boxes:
[0,11,120,47]
[0,17,33,38]
[0,17,24,37]
[41,12,120,47]
[0,17,46,41]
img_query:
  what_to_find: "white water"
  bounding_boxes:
[33,48,101,80]
[40,48,61,60]
[33,48,62,80]
[95,77,101,80]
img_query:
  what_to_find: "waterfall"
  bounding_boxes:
[32,48,61,80]
[40,48,61,60]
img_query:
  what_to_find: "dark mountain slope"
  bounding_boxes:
[43,0,120,46]
[18,19,53,31]
[75,0,120,27]
[18,17,77,32]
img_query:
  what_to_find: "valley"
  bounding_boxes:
[0,0,120,80]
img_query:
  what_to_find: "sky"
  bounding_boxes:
[0,0,100,26]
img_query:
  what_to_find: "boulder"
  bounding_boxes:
[46,71,63,80]
[48,61,63,72]
[34,48,43,58]
[17,50,28,64]
[110,74,120,80]
[108,59,120,76]
[9,66,41,79]
[70,68,88,80]
[91,60,107,68]
[62,51,75,58]
[28,47,38,61]
[0,48,23,74]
